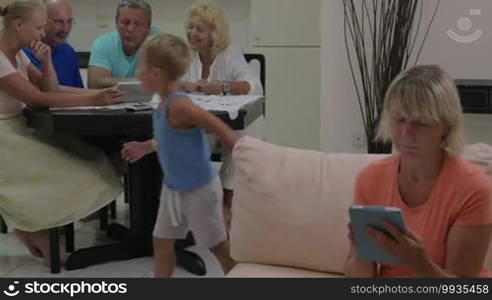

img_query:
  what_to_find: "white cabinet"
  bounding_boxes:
[250,0,321,150]
[259,48,321,150]
[250,0,321,47]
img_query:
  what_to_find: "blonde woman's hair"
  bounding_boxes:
[141,33,190,81]
[376,65,465,155]
[185,0,230,56]
[0,0,43,32]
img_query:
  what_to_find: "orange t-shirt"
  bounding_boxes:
[354,153,492,278]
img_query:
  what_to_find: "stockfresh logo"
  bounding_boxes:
[3,281,20,297]
[447,9,483,43]
[2,280,128,298]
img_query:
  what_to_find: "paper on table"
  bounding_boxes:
[51,94,262,119]
[50,103,129,111]
[188,94,261,120]
[117,81,153,103]
[50,94,160,111]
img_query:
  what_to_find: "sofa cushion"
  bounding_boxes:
[227,263,343,278]
[462,144,492,270]
[231,137,384,273]
[462,143,492,178]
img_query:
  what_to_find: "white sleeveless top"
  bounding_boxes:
[0,50,31,119]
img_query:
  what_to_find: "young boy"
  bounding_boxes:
[121,33,236,277]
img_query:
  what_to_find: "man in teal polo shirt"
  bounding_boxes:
[88,0,157,88]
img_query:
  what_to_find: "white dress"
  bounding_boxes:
[182,45,264,189]
[0,51,122,231]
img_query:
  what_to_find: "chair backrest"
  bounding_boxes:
[76,52,90,87]
[244,53,265,95]
[76,51,90,69]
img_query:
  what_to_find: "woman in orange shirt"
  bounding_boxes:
[345,65,492,277]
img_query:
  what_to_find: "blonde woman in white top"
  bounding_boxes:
[0,0,123,265]
[180,0,263,223]
[180,1,262,96]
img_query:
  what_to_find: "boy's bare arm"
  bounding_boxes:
[121,139,157,163]
[169,97,237,151]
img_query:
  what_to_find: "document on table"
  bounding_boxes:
[188,95,262,120]
[51,94,263,120]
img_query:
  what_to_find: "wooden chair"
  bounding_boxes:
[211,53,266,162]
[244,53,266,94]
[0,215,7,234]
[49,224,75,273]
[76,51,90,69]
[0,215,74,273]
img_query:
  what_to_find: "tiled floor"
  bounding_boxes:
[0,198,224,278]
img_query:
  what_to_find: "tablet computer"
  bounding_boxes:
[349,205,406,264]
[117,81,154,103]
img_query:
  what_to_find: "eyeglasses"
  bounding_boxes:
[49,18,76,27]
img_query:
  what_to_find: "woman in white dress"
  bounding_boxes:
[180,0,264,223]
[0,0,123,265]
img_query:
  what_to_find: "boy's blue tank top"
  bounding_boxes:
[153,92,216,190]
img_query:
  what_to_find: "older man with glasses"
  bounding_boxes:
[88,0,158,88]
[23,0,84,88]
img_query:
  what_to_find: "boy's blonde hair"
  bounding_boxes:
[376,64,465,155]
[0,0,43,32]
[142,33,190,81]
[185,0,230,56]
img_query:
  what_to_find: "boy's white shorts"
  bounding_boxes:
[153,176,227,249]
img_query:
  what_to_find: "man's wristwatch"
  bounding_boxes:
[222,81,231,95]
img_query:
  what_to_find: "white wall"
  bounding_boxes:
[321,0,492,153]
[250,0,321,150]
[419,0,492,79]
[258,47,321,150]
[419,0,492,146]
[321,0,366,153]
[250,0,320,47]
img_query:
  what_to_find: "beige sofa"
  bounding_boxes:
[227,137,492,277]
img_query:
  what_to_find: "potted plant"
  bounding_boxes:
[342,0,440,153]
